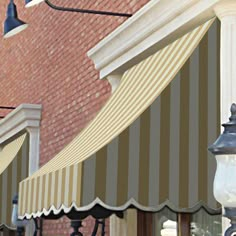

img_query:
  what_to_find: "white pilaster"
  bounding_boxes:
[26,127,40,175]
[0,104,42,176]
[110,209,137,236]
[107,75,122,93]
[214,0,236,123]
[0,104,42,236]
[214,1,236,234]
[110,214,126,236]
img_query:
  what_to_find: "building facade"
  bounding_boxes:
[1,0,236,236]
[0,0,148,235]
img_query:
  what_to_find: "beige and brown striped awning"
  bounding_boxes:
[0,133,29,229]
[19,19,221,220]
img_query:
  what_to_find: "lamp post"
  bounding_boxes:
[70,220,83,236]
[11,195,28,236]
[208,103,236,236]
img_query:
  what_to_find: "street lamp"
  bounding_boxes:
[25,0,132,17]
[208,103,236,236]
[25,0,43,8]
[4,0,28,38]
[11,195,28,236]
[4,0,131,39]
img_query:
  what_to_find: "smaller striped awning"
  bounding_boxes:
[0,133,29,229]
[19,19,221,220]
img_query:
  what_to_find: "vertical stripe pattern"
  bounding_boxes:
[149,97,161,206]
[0,133,29,228]
[106,137,119,205]
[159,86,171,203]
[169,74,180,206]
[128,118,140,202]
[179,59,190,208]
[207,20,220,209]
[19,20,220,219]
[188,44,199,207]
[138,107,151,206]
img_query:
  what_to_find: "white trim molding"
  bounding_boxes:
[0,104,42,144]
[88,0,223,79]
[0,104,42,175]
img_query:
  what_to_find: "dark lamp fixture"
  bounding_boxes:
[11,195,28,236]
[208,103,236,236]
[4,0,28,38]
[25,0,43,8]
[209,103,236,155]
[6,0,131,39]
[25,0,132,17]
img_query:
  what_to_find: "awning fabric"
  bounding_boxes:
[19,19,219,220]
[0,133,28,228]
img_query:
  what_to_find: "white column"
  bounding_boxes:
[25,127,40,235]
[110,209,137,236]
[214,1,236,234]
[110,214,126,236]
[214,0,236,123]
[26,127,40,175]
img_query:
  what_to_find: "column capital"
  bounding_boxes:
[26,126,40,134]
[214,0,236,20]
[107,74,122,93]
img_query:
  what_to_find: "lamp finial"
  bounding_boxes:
[230,103,236,121]
[231,103,236,114]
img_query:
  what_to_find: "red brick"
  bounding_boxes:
[0,0,148,234]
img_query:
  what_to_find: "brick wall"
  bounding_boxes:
[0,0,148,235]
[43,217,110,235]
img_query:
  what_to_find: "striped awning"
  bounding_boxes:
[0,133,29,229]
[19,19,220,220]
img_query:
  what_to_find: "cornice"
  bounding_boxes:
[214,0,236,20]
[0,104,42,144]
[88,0,222,79]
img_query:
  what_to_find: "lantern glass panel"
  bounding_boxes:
[214,154,236,207]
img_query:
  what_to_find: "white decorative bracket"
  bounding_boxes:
[107,74,122,93]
